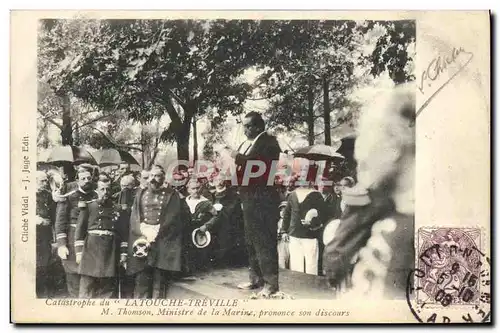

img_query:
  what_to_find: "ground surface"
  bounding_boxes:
[170,266,334,300]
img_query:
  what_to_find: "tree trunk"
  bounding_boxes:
[307,87,315,146]
[192,114,198,162]
[73,123,80,146]
[140,126,148,169]
[60,93,73,145]
[323,77,331,146]
[176,115,192,164]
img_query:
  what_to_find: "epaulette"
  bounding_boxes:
[342,184,371,206]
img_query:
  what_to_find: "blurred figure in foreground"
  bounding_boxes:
[323,83,415,299]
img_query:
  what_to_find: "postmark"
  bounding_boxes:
[406,228,491,323]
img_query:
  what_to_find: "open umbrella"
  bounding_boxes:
[93,148,139,167]
[46,145,97,166]
[293,144,345,161]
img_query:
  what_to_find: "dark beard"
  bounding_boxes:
[81,182,93,192]
[99,196,112,205]
[149,180,161,189]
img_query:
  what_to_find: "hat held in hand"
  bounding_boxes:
[192,228,211,249]
[302,208,318,225]
[132,238,151,258]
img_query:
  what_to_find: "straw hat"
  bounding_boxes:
[192,228,211,249]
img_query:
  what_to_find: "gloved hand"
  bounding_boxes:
[120,254,127,270]
[75,253,82,264]
[57,245,69,260]
[36,215,51,226]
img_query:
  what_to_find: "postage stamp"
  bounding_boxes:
[406,227,491,323]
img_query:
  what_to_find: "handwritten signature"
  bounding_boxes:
[415,46,474,121]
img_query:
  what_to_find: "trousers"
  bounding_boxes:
[79,275,116,298]
[241,191,280,291]
[66,272,80,298]
[289,236,319,275]
[134,266,171,299]
[277,239,290,269]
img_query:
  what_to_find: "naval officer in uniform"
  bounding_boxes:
[55,164,98,298]
[126,165,187,298]
[75,180,128,298]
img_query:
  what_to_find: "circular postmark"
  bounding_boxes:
[406,228,491,323]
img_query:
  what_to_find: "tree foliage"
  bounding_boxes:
[361,20,416,84]
[58,19,260,160]
[37,18,416,168]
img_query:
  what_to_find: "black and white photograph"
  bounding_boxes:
[35,18,417,301]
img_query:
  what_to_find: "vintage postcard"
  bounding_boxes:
[10,10,491,324]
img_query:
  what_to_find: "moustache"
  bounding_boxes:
[150,179,162,186]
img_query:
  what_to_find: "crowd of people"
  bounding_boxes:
[36,158,354,299]
[36,83,416,300]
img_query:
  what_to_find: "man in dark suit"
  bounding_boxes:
[75,180,127,298]
[55,164,98,298]
[125,165,189,299]
[226,112,282,297]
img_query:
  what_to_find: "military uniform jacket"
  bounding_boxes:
[126,186,188,276]
[115,187,137,252]
[36,189,55,268]
[55,188,98,273]
[75,199,126,277]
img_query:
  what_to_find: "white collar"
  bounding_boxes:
[185,196,209,214]
[250,131,265,144]
[239,131,266,155]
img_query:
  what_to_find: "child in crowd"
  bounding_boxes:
[277,201,290,270]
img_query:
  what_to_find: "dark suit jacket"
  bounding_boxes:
[126,185,189,275]
[235,132,282,191]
